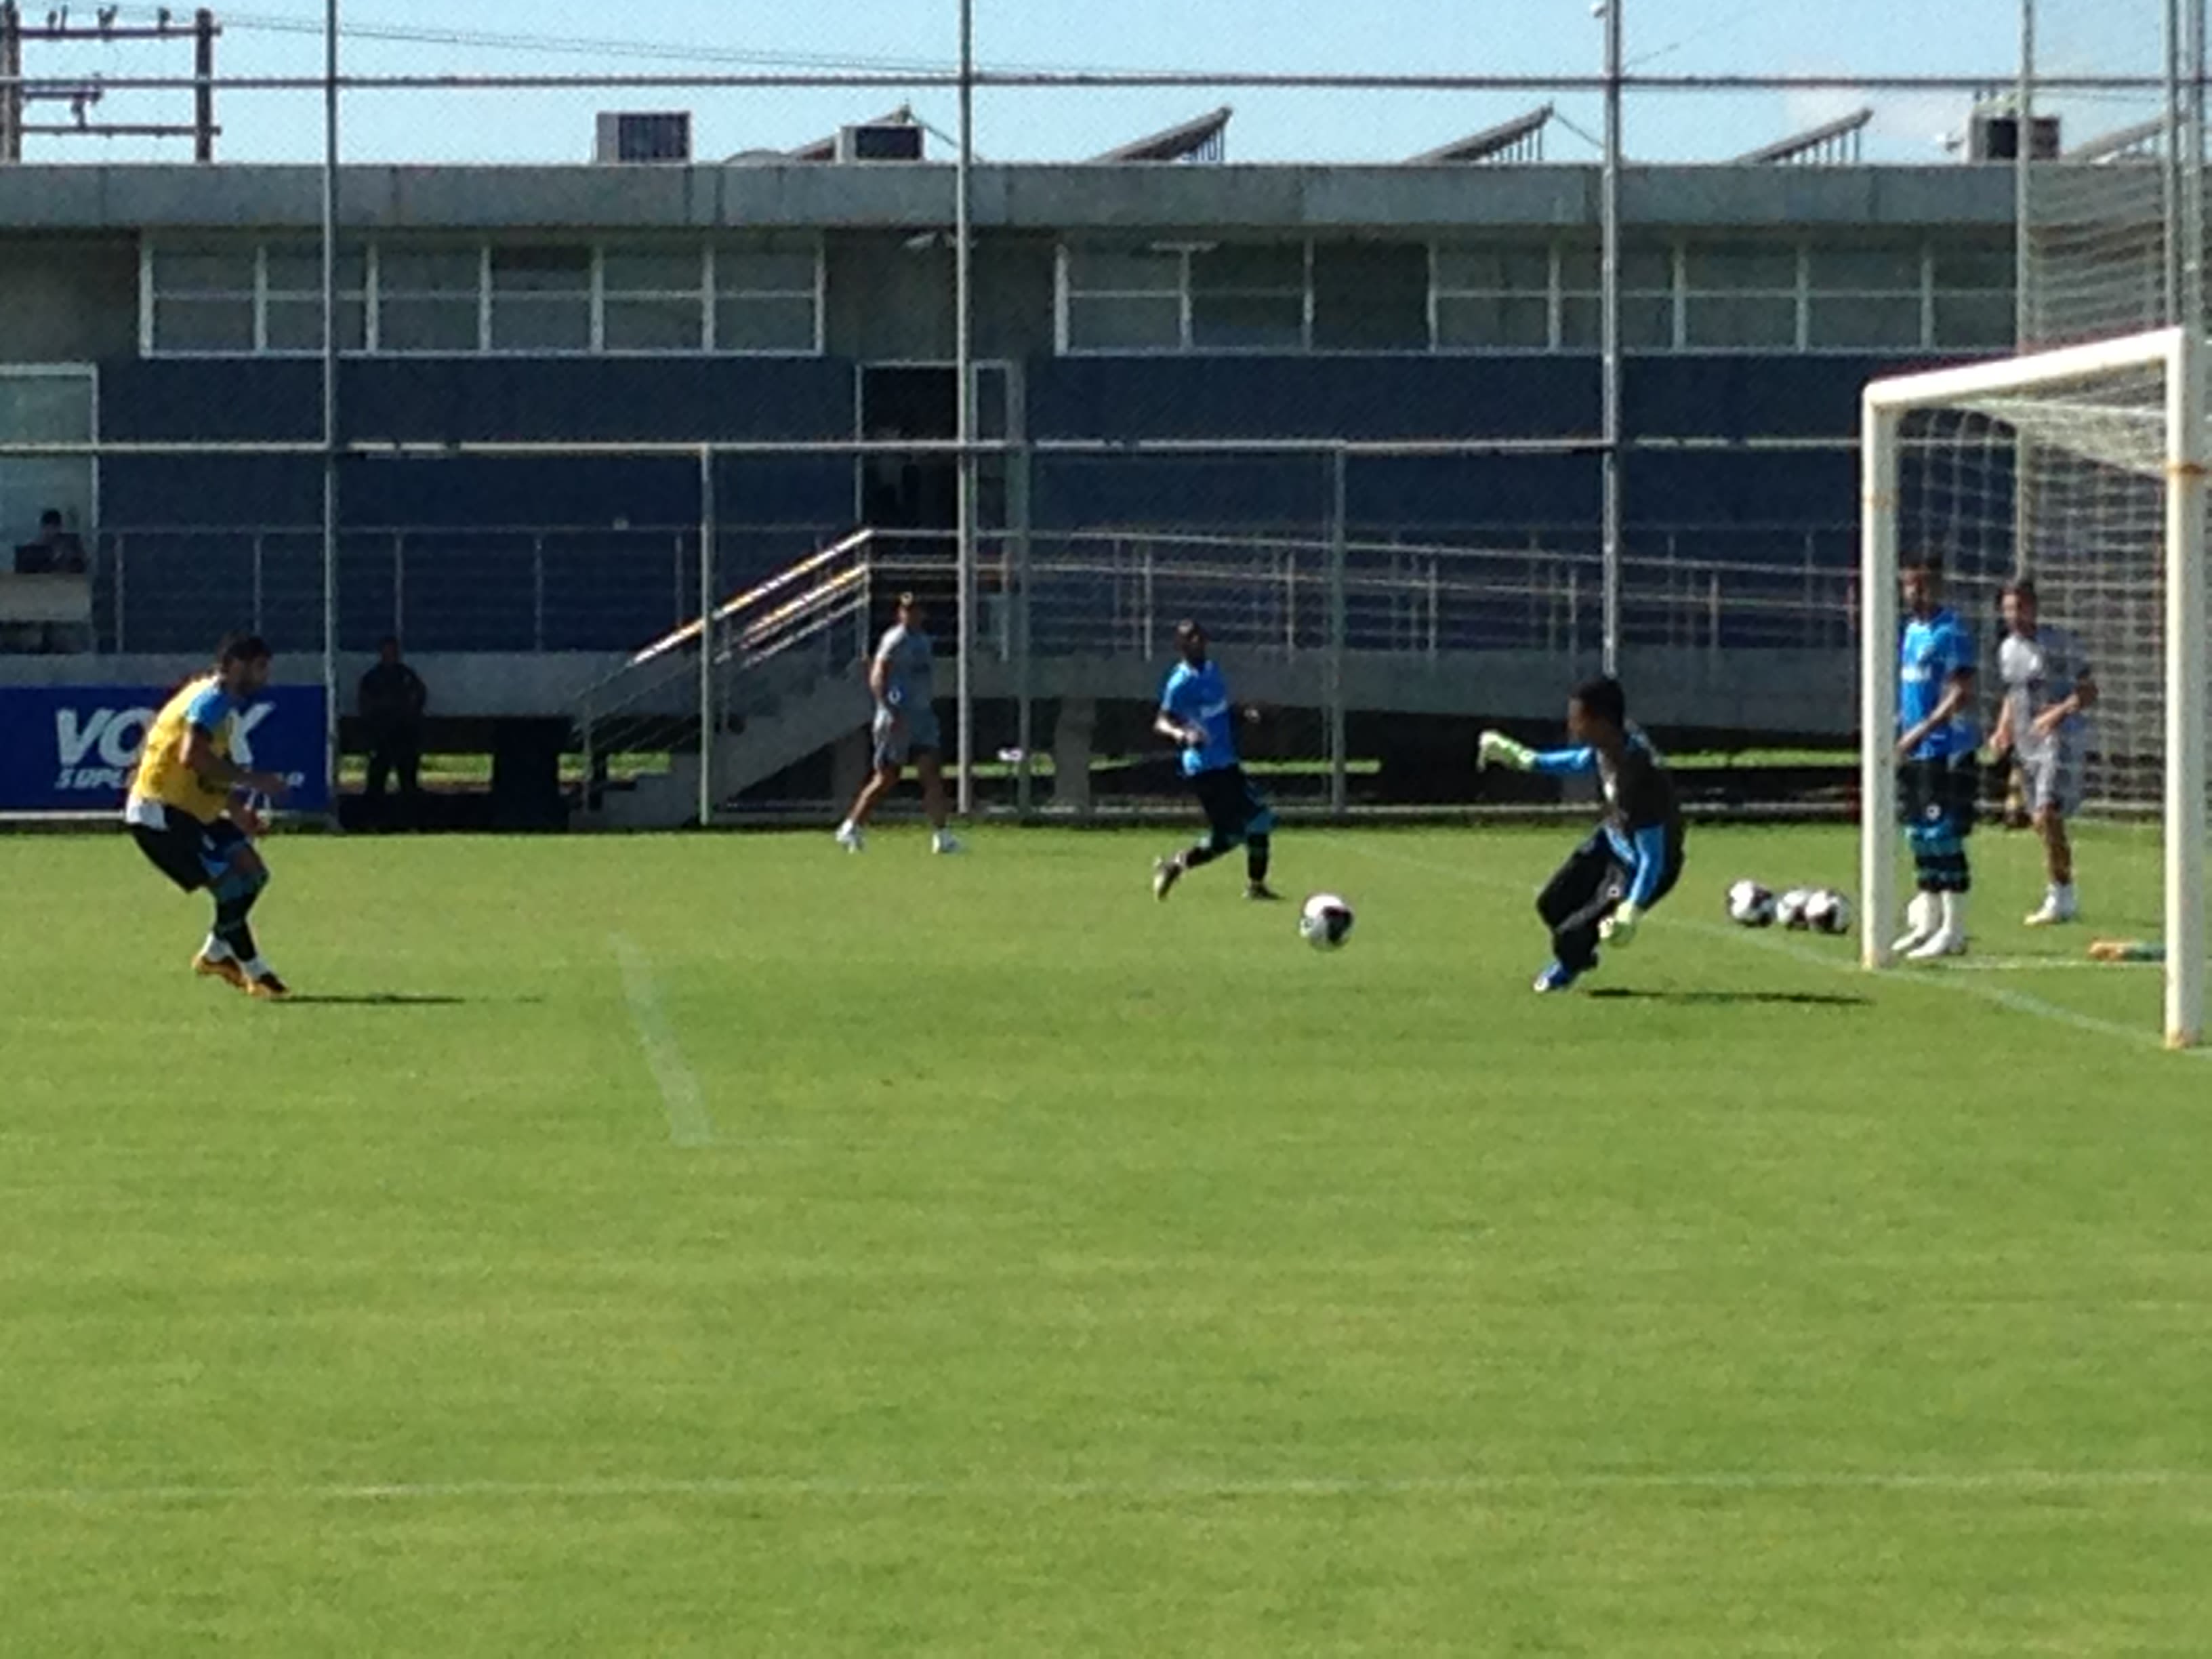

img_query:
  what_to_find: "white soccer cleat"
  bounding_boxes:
[834,822,865,854]
[1906,928,1969,961]
[930,831,965,855]
[2024,885,2078,926]
[1891,890,1939,956]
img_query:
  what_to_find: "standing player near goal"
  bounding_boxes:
[835,592,962,856]
[124,633,293,998]
[1990,578,2097,926]
[1151,619,1279,902]
[1891,555,1980,960]
[1479,674,1684,994]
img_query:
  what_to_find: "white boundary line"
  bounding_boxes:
[611,935,716,1148]
[1328,838,2209,1062]
[0,1467,2205,1508]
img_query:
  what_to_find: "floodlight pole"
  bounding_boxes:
[1599,0,1624,677]
[2015,0,2034,345]
[320,0,340,825]
[954,0,977,819]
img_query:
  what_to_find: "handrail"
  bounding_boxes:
[626,527,875,671]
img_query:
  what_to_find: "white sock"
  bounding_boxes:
[1941,891,1969,936]
[838,819,856,837]
[201,935,233,961]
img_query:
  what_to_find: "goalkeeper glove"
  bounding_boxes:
[1599,901,1643,947]
[1478,730,1536,771]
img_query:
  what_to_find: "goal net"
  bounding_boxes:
[1860,326,2208,1047]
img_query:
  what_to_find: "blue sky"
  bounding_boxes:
[12,0,2167,166]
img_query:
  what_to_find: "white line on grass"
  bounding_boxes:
[0,1467,2205,1508]
[1326,838,2209,1063]
[611,935,716,1148]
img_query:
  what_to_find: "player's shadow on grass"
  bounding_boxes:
[1588,987,1868,1009]
[276,993,477,1008]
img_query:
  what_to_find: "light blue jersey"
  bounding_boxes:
[1160,659,1239,777]
[1900,607,1977,760]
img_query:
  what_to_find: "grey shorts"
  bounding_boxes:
[872,708,941,770]
[2020,745,2083,817]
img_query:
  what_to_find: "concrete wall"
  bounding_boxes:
[0,234,138,363]
[0,163,2016,234]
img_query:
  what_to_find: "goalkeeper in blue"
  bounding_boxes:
[1479,675,1685,994]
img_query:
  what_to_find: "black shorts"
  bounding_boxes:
[131,809,247,894]
[1899,755,1979,838]
[1190,764,1273,844]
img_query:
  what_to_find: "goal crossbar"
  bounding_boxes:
[1860,325,2207,1049]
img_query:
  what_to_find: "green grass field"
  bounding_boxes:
[5,823,2210,1656]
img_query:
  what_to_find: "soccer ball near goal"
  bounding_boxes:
[1776,888,1815,931]
[1726,880,1778,928]
[1804,889,1853,937]
[1299,893,1355,950]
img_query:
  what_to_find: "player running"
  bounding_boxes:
[1479,675,1685,994]
[1990,577,2096,926]
[124,633,293,998]
[1151,619,1279,902]
[836,592,962,856]
[1891,554,1980,960]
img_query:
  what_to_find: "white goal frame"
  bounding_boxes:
[1860,326,2208,1049]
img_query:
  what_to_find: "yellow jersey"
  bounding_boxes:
[129,674,245,823]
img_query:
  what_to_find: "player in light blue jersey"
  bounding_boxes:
[1893,554,1979,959]
[1151,620,1279,901]
[836,592,961,855]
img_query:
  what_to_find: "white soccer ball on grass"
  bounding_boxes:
[1805,888,1853,937]
[1299,893,1355,950]
[1726,879,1777,928]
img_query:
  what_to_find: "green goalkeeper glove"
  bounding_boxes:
[1478,731,1536,771]
[1599,901,1643,947]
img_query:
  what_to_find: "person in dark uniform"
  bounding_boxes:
[359,636,428,825]
[1479,676,1686,993]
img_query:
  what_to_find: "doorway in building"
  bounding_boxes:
[856,362,1010,621]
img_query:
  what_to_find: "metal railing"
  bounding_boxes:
[89,520,842,655]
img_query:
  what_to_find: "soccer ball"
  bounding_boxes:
[1805,888,1853,937]
[1726,879,1777,928]
[1776,888,1814,930]
[1299,893,1355,950]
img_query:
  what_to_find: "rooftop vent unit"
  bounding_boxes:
[836,121,925,163]
[1966,108,2060,162]
[595,111,692,164]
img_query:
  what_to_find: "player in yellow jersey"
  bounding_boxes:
[125,634,293,997]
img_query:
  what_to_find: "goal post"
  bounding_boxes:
[1859,325,2207,1048]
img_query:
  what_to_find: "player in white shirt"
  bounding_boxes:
[1990,578,2097,926]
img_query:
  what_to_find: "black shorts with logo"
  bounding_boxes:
[132,808,247,894]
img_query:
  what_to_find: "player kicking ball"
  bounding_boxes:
[124,633,293,998]
[1990,577,2095,926]
[1479,675,1685,994]
[835,592,962,857]
[1151,619,1279,903]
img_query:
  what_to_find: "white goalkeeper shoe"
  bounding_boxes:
[1906,893,1969,960]
[834,821,865,853]
[1906,927,1969,961]
[1891,891,1939,956]
[2024,884,2078,926]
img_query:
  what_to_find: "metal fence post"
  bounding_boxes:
[390,529,404,642]
[111,534,126,652]
[532,532,546,652]
[1328,447,1348,818]
[697,445,716,829]
[251,531,265,635]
